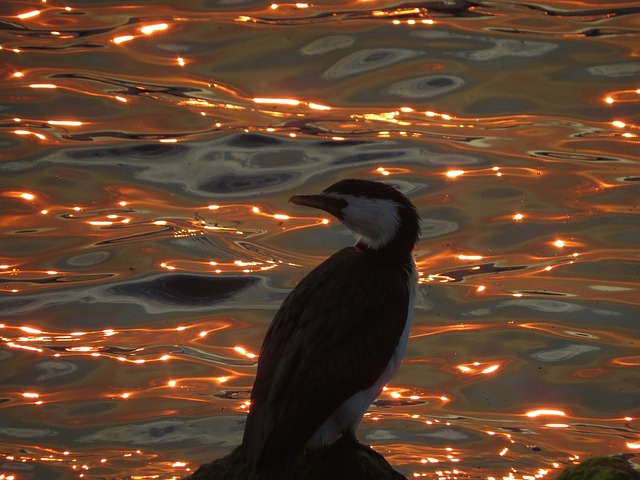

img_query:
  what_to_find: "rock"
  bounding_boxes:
[184,432,406,480]
[556,455,640,480]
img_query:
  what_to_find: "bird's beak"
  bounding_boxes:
[289,193,347,220]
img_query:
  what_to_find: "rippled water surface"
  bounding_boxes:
[1,0,639,479]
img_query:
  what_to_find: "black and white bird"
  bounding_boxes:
[242,178,421,480]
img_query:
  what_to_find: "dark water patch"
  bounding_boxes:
[19,359,81,384]
[199,173,293,194]
[300,34,354,56]
[10,25,115,39]
[420,219,459,239]
[532,150,630,162]
[174,345,256,366]
[12,43,104,51]
[236,241,288,263]
[67,143,188,159]
[491,27,633,38]
[60,132,191,142]
[477,186,526,199]
[530,343,601,362]
[0,20,28,31]
[522,3,640,18]
[0,298,36,314]
[518,290,571,297]
[0,200,37,214]
[12,229,42,234]
[68,402,119,417]
[108,274,257,305]
[52,72,205,99]
[374,398,425,407]
[278,119,339,136]
[250,149,309,169]
[438,263,526,282]
[388,75,465,99]
[149,424,177,438]
[0,272,114,286]
[322,48,423,79]
[216,390,251,400]
[226,133,285,148]
[587,62,640,78]
[314,139,372,148]
[95,229,175,246]
[332,150,405,165]
[467,97,537,115]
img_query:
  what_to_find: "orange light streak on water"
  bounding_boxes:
[603,88,640,104]
[233,346,256,359]
[113,35,135,44]
[308,102,331,111]
[47,120,83,126]
[253,97,300,106]
[456,361,503,375]
[140,23,168,35]
[29,83,57,89]
[457,254,483,261]
[13,129,46,140]
[525,409,566,418]
[0,322,247,372]
[17,10,41,19]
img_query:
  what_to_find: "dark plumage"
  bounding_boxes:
[242,179,421,480]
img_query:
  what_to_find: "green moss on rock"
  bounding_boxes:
[556,456,640,480]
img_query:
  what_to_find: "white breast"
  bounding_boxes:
[330,194,401,250]
[307,262,418,449]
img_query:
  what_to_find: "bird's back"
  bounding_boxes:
[242,246,415,479]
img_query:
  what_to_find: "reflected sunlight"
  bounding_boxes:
[2,3,638,478]
[140,23,168,35]
[456,361,502,375]
[17,10,41,19]
[525,409,566,418]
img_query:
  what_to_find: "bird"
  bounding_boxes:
[241,178,421,480]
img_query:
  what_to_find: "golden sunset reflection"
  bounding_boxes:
[604,88,640,105]
[253,97,301,106]
[7,58,604,148]
[28,83,57,89]
[380,409,616,480]
[17,9,41,19]
[0,446,176,479]
[0,321,256,378]
[140,23,168,35]
[455,361,502,376]
[525,409,566,418]
[13,129,46,140]
[233,346,257,359]
[446,170,465,178]
[2,3,638,478]
[111,22,171,45]
[0,198,333,290]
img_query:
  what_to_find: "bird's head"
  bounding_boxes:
[290,178,421,255]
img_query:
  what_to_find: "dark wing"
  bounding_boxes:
[242,246,412,471]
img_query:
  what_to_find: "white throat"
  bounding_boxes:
[331,194,401,250]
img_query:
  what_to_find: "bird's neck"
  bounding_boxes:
[354,239,415,266]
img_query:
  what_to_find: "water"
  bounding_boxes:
[1,1,639,479]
